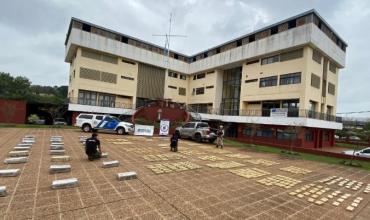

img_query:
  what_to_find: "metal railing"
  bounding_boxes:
[68,97,134,109]
[187,107,342,122]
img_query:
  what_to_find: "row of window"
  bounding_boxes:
[78,90,116,107]
[258,72,301,87]
[168,71,187,80]
[310,73,336,95]
[242,127,321,142]
[247,48,304,66]
[72,11,346,65]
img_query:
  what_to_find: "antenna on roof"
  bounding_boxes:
[153,13,187,68]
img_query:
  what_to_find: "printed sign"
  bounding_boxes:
[270,108,288,117]
[134,124,154,136]
[159,120,170,136]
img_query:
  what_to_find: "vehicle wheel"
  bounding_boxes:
[82,124,91,132]
[117,127,126,135]
[194,133,202,142]
[209,138,216,144]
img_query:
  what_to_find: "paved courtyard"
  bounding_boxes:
[0,128,369,220]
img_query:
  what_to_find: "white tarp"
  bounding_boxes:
[159,120,170,136]
[134,124,154,136]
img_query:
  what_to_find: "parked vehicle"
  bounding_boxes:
[75,114,134,135]
[53,118,67,125]
[342,147,370,158]
[175,121,216,143]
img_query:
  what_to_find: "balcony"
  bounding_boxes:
[188,107,342,123]
[68,97,135,115]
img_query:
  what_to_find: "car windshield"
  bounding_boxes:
[110,116,121,122]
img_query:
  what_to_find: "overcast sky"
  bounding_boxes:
[0,0,370,117]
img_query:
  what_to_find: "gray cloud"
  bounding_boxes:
[0,0,369,116]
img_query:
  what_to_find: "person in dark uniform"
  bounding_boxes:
[85,132,102,161]
[170,131,179,152]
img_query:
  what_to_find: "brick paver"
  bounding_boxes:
[0,128,369,219]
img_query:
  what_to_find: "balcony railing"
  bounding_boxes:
[68,97,134,109]
[187,107,342,123]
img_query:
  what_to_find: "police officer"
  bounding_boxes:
[216,125,224,149]
[85,132,102,161]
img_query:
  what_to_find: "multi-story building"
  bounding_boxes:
[65,9,346,148]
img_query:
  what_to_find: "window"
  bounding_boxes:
[236,39,242,47]
[311,73,321,89]
[329,62,336,73]
[81,49,118,64]
[95,115,103,120]
[243,127,252,136]
[121,36,128,43]
[288,19,296,29]
[270,26,278,35]
[98,93,115,107]
[260,76,278,87]
[121,76,134,81]
[216,48,221,54]
[78,114,93,119]
[328,83,335,95]
[277,130,297,140]
[280,49,303,62]
[196,123,209,128]
[280,72,301,85]
[180,74,186,80]
[168,72,178,78]
[249,34,255,42]
[206,71,215,74]
[195,87,205,95]
[179,87,186,96]
[245,79,258,83]
[261,55,279,65]
[183,123,195,128]
[206,85,214,89]
[305,130,314,141]
[312,49,322,64]
[82,24,91,32]
[174,53,179,59]
[78,90,97,106]
[168,85,177,89]
[122,59,136,65]
[256,128,274,137]
[194,73,205,80]
[246,59,259,65]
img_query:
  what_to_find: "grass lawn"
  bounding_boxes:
[224,139,370,171]
[335,142,367,150]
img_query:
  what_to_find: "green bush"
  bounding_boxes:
[27,114,39,124]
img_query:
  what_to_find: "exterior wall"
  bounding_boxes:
[163,70,188,103]
[236,124,334,148]
[187,71,218,105]
[68,48,138,107]
[240,47,308,111]
[304,47,339,114]
[0,99,27,124]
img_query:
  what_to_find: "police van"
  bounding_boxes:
[75,114,134,135]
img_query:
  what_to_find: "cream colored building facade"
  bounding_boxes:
[65,9,346,129]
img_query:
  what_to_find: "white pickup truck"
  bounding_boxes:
[75,114,134,135]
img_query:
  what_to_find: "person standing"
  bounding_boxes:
[85,132,102,161]
[170,131,179,152]
[216,125,224,149]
